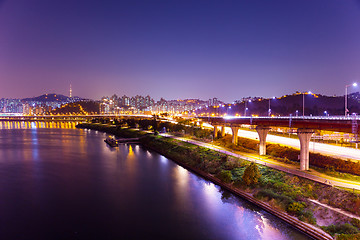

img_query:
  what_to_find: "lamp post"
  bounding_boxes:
[268,97,275,116]
[227,106,231,116]
[302,91,312,117]
[345,83,357,116]
[244,99,251,116]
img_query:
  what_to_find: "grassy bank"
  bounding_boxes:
[77,123,147,138]
[77,123,360,239]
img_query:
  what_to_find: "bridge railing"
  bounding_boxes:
[198,115,360,121]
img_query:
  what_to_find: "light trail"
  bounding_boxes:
[202,123,360,161]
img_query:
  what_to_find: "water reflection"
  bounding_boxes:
[0,121,78,129]
[0,128,311,240]
[128,145,134,157]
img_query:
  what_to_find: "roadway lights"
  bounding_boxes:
[345,82,358,116]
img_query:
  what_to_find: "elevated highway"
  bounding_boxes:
[199,116,360,134]
[198,116,360,171]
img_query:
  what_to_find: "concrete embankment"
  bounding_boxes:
[76,123,333,240]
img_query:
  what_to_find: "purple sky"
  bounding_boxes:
[0,0,360,102]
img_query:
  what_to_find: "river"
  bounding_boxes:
[0,127,311,239]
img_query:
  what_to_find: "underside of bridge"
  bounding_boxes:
[202,116,360,171]
[210,123,320,171]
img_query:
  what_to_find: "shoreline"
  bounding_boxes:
[143,142,332,240]
[77,123,333,240]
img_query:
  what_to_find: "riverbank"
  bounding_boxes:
[76,123,358,239]
[141,138,332,240]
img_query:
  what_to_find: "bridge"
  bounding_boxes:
[0,114,154,122]
[198,115,360,171]
[0,114,155,130]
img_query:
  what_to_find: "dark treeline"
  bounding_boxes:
[50,101,100,115]
[91,117,213,139]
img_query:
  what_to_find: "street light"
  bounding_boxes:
[302,91,312,117]
[268,96,275,116]
[227,106,231,116]
[244,100,251,116]
[345,83,357,116]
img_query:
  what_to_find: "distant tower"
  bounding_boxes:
[69,84,72,98]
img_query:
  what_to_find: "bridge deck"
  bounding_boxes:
[199,116,360,134]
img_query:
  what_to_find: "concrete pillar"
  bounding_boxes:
[221,126,226,137]
[213,125,219,138]
[297,129,314,171]
[256,126,270,155]
[231,126,240,145]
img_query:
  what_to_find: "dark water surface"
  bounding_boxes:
[0,128,311,240]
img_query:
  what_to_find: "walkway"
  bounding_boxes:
[161,133,360,191]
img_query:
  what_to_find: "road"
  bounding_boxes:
[203,123,360,161]
[237,129,360,161]
[161,133,360,191]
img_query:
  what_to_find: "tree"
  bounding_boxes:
[217,170,232,183]
[242,162,261,185]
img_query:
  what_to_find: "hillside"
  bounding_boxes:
[50,101,100,115]
[22,93,86,103]
[22,93,70,102]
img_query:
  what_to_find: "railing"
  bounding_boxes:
[199,115,360,120]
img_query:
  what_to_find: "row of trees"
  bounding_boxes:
[91,117,213,139]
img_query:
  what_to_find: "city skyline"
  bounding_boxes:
[1,0,360,102]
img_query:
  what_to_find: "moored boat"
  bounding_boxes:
[104,136,118,147]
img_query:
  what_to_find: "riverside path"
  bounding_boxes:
[160,133,360,191]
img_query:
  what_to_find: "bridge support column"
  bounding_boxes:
[213,125,219,139]
[221,126,226,137]
[256,126,270,155]
[231,126,240,145]
[297,129,314,171]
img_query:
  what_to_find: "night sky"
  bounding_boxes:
[0,0,360,102]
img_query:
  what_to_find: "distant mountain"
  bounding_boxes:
[22,94,84,102]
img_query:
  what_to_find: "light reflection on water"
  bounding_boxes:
[0,121,78,129]
[0,128,311,240]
